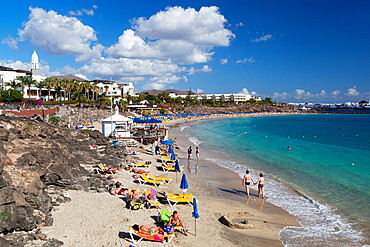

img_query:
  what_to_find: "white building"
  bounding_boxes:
[101,106,133,137]
[0,51,47,100]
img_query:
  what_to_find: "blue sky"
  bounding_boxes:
[0,0,369,103]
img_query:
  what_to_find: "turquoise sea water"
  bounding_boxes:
[185,114,369,246]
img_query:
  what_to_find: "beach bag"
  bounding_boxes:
[131,202,142,210]
[163,224,175,234]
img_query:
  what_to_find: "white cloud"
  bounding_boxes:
[236,57,255,64]
[200,65,212,72]
[251,34,272,43]
[319,90,327,96]
[220,58,228,64]
[1,36,21,50]
[345,86,360,96]
[272,92,290,100]
[239,88,251,96]
[186,65,212,75]
[250,91,257,96]
[331,90,340,97]
[19,7,98,56]
[196,88,204,93]
[143,74,183,90]
[69,10,83,16]
[10,6,232,90]
[294,89,312,99]
[133,6,235,47]
[0,59,52,76]
[69,5,98,16]
[236,22,244,28]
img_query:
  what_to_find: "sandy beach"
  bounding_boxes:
[37,113,299,247]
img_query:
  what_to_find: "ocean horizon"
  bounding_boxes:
[183,114,369,246]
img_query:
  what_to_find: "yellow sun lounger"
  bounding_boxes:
[159,148,170,156]
[129,225,175,243]
[161,156,176,163]
[161,162,182,173]
[158,209,183,231]
[143,189,161,209]
[164,192,196,207]
[138,174,165,187]
[147,174,172,184]
[131,161,151,168]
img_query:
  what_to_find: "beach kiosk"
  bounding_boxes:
[101,107,133,137]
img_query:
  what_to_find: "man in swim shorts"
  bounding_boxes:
[167,211,188,236]
[242,170,255,198]
[187,146,192,160]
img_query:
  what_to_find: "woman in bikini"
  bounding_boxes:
[254,173,265,199]
[242,170,255,198]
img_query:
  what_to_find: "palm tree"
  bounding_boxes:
[34,80,47,100]
[8,79,20,90]
[17,76,29,95]
[54,80,63,105]
[19,76,36,104]
[44,77,55,101]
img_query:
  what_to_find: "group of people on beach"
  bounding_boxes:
[187,146,200,160]
[242,170,265,198]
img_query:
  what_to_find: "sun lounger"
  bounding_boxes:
[159,148,170,156]
[143,189,161,209]
[161,156,176,163]
[161,162,182,172]
[135,174,165,187]
[128,189,144,210]
[164,191,196,207]
[147,174,172,184]
[131,161,151,168]
[129,225,174,243]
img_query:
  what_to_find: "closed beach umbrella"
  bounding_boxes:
[168,145,173,155]
[170,151,176,161]
[175,159,181,183]
[192,197,199,236]
[180,173,188,195]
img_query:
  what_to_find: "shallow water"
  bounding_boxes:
[185,114,370,246]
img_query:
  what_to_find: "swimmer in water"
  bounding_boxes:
[287,146,291,151]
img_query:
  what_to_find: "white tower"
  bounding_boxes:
[31,51,40,75]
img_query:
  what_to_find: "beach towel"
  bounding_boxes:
[160,209,171,224]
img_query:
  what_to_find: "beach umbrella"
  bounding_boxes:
[170,151,176,161]
[168,145,173,155]
[192,197,199,236]
[174,159,181,183]
[180,173,188,196]
[161,140,174,145]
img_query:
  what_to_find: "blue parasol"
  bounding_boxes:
[170,151,176,161]
[180,173,188,195]
[175,159,181,182]
[161,140,174,145]
[168,145,173,154]
[192,197,199,236]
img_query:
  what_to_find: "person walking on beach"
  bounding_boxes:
[187,146,192,160]
[254,173,265,199]
[195,147,200,161]
[242,170,255,198]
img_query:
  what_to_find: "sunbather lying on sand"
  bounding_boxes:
[139,225,164,235]
[108,183,128,196]
[132,167,149,174]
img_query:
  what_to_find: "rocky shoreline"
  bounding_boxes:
[0,115,130,246]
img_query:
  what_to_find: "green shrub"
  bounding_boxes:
[0,90,23,102]
[48,116,59,123]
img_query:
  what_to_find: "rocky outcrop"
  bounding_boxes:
[0,115,129,245]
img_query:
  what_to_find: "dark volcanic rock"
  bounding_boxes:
[0,115,129,244]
